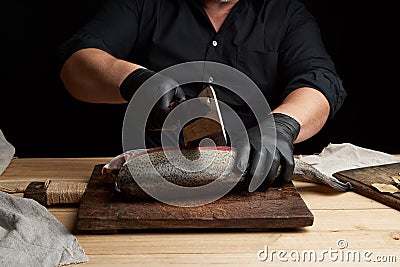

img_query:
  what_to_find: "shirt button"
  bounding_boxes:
[212,40,218,47]
[208,76,214,83]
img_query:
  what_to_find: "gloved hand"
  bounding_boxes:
[235,113,300,191]
[119,68,186,131]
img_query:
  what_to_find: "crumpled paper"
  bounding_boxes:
[0,130,15,175]
[294,143,400,190]
[0,191,88,266]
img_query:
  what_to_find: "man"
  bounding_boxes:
[57,0,346,191]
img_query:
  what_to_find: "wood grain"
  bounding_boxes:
[333,163,400,211]
[3,158,400,266]
[76,165,314,232]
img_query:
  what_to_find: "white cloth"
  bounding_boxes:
[0,191,88,266]
[0,130,15,175]
[299,143,400,179]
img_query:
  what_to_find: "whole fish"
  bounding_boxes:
[102,146,351,201]
[102,146,244,201]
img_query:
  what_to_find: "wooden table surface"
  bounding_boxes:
[1,158,399,266]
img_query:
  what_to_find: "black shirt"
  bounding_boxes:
[58,0,346,126]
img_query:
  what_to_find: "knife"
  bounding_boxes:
[182,85,227,147]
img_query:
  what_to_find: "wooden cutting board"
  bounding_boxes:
[76,164,314,232]
[333,163,400,211]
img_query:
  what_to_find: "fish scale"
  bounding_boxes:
[113,147,239,201]
[102,146,352,201]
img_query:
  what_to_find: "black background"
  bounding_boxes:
[2,0,399,158]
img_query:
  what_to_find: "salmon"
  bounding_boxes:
[102,146,242,201]
[102,146,351,201]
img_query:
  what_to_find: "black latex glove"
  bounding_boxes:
[120,68,186,148]
[120,68,186,130]
[235,113,300,191]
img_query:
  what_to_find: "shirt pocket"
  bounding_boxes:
[236,48,279,95]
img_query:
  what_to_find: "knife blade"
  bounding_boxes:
[182,85,227,147]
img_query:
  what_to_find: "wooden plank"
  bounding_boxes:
[0,157,112,180]
[77,253,400,267]
[73,254,397,267]
[333,163,400,211]
[54,208,400,233]
[293,181,391,210]
[72,228,400,267]
[76,165,314,231]
[3,158,400,266]
[75,229,400,254]
[71,222,400,266]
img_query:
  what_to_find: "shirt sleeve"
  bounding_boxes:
[278,1,347,118]
[56,0,140,71]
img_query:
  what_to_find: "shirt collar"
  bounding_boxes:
[188,0,249,33]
